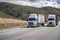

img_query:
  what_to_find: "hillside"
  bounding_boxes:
[0,2,60,20]
[0,2,60,28]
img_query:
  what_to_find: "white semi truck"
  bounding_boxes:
[27,14,45,27]
[47,14,58,25]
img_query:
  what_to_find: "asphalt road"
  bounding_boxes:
[0,22,60,40]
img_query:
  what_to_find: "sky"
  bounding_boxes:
[0,0,58,2]
[0,0,60,8]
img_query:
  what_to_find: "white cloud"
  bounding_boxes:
[7,1,32,6]
[1,0,60,8]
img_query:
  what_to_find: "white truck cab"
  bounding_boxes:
[48,14,58,25]
[27,14,38,27]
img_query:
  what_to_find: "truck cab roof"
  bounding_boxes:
[48,14,56,18]
[29,14,37,18]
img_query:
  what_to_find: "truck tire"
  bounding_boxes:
[42,23,44,26]
[56,15,58,25]
[56,21,58,25]
[56,23,58,25]
[27,26,30,28]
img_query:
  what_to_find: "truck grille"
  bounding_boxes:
[29,22,33,25]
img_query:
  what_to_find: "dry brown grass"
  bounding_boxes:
[0,17,27,28]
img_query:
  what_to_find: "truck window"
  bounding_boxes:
[48,18,54,20]
[29,18,35,21]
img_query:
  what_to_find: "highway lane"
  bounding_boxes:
[0,22,60,40]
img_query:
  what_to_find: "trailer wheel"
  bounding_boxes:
[42,23,44,26]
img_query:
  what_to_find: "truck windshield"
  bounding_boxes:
[48,18,54,20]
[29,18,35,21]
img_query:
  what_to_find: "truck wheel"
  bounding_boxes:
[27,26,29,28]
[42,23,44,26]
[56,22,58,25]
[56,23,58,25]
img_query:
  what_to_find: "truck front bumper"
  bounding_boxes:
[48,22,56,25]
